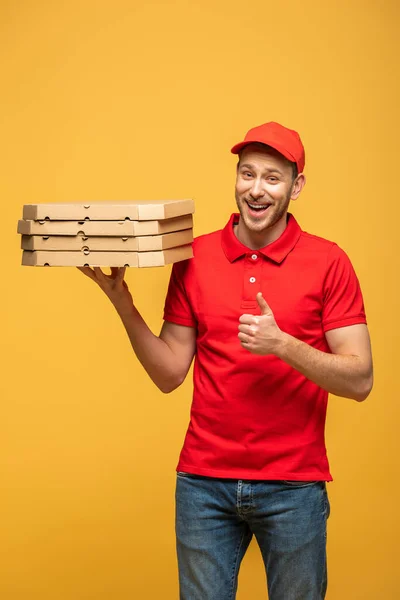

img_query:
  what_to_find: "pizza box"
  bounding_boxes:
[21,228,193,252]
[21,245,193,267]
[22,199,194,221]
[17,214,193,237]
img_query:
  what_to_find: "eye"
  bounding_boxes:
[242,171,253,178]
[267,177,278,183]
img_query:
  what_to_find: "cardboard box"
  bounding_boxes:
[22,199,195,221]
[21,245,193,267]
[17,214,193,237]
[21,229,194,252]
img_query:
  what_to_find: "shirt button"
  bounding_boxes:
[249,277,256,283]
[251,254,258,260]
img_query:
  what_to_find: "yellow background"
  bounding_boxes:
[1,1,398,598]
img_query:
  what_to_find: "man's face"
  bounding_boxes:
[235,143,298,235]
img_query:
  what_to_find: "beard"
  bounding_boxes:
[234,189,292,234]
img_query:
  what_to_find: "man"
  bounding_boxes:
[78,122,373,600]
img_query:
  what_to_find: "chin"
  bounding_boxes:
[242,211,275,232]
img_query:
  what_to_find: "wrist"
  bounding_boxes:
[274,330,293,359]
[114,300,136,319]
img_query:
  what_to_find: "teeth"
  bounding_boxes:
[248,202,269,209]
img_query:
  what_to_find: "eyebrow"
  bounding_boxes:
[239,163,284,176]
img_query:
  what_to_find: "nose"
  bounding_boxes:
[249,178,265,200]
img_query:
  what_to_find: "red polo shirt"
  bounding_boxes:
[163,213,366,481]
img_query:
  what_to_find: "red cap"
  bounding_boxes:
[231,121,305,173]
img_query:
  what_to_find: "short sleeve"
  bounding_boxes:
[163,259,197,328]
[322,244,367,333]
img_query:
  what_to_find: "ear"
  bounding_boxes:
[290,173,306,201]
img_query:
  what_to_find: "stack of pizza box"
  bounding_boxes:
[17,200,194,267]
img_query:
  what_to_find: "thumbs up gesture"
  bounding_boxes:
[238,292,283,355]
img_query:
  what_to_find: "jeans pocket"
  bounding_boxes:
[324,486,331,518]
[282,480,320,487]
[176,471,208,480]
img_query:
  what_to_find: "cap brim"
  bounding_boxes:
[231,141,252,154]
[231,139,297,166]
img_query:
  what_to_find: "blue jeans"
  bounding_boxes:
[175,474,330,600]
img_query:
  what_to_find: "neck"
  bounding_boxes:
[234,213,289,250]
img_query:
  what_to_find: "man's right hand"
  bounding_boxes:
[77,266,134,315]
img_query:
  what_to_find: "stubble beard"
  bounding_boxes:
[235,190,292,234]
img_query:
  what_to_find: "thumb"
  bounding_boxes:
[257,292,272,315]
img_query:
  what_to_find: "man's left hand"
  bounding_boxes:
[238,292,283,355]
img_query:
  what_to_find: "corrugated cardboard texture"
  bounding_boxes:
[21,229,194,251]
[17,214,193,236]
[22,199,195,221]
[21,245,193,267]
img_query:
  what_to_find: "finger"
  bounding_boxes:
[238,332,252,343]
[239,314,258,325]
[241,341,253,351]
[116,266,126,283]
[238,324,256,336]
[77,266,96,281]
[93,267,107,282]
[239,335,252,351]
[256,292,272,315]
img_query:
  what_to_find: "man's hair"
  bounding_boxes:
[238,143,298,182]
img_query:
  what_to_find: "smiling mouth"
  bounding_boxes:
[245,200,271,213]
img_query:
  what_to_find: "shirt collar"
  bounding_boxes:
[221,212,302,264]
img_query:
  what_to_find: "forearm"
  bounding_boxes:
[116,303,179,393]
[276,332,372,401]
